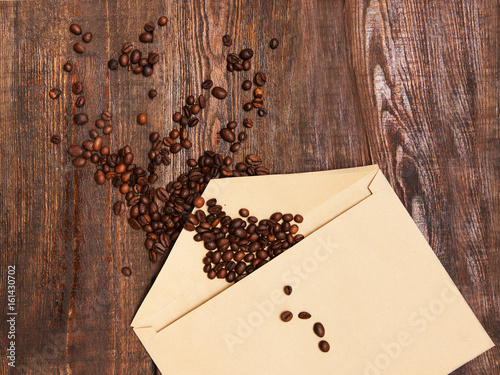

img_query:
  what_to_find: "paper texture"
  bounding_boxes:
[133,166,493,375]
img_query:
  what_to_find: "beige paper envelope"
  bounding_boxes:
[132,166,494,374]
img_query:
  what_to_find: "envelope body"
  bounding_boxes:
[133,165,493,375]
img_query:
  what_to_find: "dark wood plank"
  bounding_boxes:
[0,0,497,374]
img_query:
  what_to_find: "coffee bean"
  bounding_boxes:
[69,23,82,35]
[73,42,85,53]
[158,16,168,26]
[257,108,268,117]
[227,63,234,72]
[270,38,279,49]
[222,34,232,46]
[94,169,106,184]
[242,80,252,91]
[137,113,147,125]
[298,312,311,319]
[239,48,253,60]
[238,208,249,217]
[211,87,227,100]
[170,143,182,153]
[103,125,113,134]
[122,42,133,53]
[68,145,83,157]
[227,53,241,64]
[199,94,206,108]
[253,88,263,98]
[313,322,325,338]
[230,142,241,153]
[139,58,149,67]
[118,53,129,67]
[49,88,61,99]
[82,32,92,43]
[148,89,157,99]
[220,128,235,143]
[144,22,155,33]
[246,154,262,166]
[294,214,304,223]
[148,52,159,65]
[108,59,118,70]
[101,111,112,121]
[202,79,213,90]
[130,50,141,64]
[243,118,253,128]
[72,157,86,167]
[50,135,61,144]
[243,102,253,111]
[72,82,83,94]
[255,72,267,86]
[253,98,263,108]
[75,96,85,108]
[73,113,88,125]
[238,131,247,142]
[319,340,330,353]
[139,32,153,43]
[242,59,251,71]
[280,311,293,322]
[142,65,153,77]
[95,119,105,128]
[63,62,73,72]
[284,285,292,295]
[121,267,132,277]
[113,201,126,215]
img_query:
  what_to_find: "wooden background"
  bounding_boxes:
[0,0,498,374]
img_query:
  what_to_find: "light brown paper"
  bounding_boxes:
[133,166,493,374]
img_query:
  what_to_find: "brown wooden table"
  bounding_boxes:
[0,1,498,374]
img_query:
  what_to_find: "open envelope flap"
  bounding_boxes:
[132,165,379,327]
[142,170,493,375]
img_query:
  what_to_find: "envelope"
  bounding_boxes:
[132,165,494,374]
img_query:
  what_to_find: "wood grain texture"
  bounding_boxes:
[0,0,497,374]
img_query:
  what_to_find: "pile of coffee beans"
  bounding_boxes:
[185,202,304,283]
[280,286,331,353]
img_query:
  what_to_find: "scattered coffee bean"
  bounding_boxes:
[75,96,85,108]
[242,80,252,91]
[298,312,311,319]
[139,32,153,43]
[103,125,113,134]
[284,285,292,295]
[239,208,249,217]
[202,79,213,90]
[257,108,268,117]
[239,48,253,60]
[148,89,157,99]
[144,22,155,33]
[63,61,73,72]
[246,154,262,165]
[73,113,89,125]
[49,88,61,99]
[294,214,304,223]
[137,113,147,125]
[222,34,232,46]
[254,88,263,98]
[194,197,205,208]
[69,23,82,35]
[243,118,254,128]
[95,119,105,129]
[270,38,279,49]
[114,201,126,215]
[130,50,141,64]
[243,102,253,111]
[142,65,153,77]
[82,32,92,43]
[281,311,293,322]
[67,145,83,157]
[148,52,159,65]
[108,59,118,70]
[318,340,330,353]
[220,128,235,143]
[230,142,241,153]
[158,16,168,26]
[121,267,132,277]
[119,53,129,67]
[199,94,207,108]
[101,111,112,121]
[211,87,227,100]
[50,135,61,144]
[122,42,133,54]
[73,42,85,53]
[72,82,83,94]
[313,322,325,338]
[255,72,267,86]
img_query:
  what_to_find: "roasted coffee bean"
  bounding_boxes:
[255,72,267,86]
[242,80,252,91]
[220,128,235,143]
[222,34,232,46]
[82,32,92,43]
[239,208,249,217]
[230,142,241,153]
[144,22,155,32]
[108,59,118,70]
[172,112,182,122]
[68,145,83,157]
[239,48,253,60]
[72,157,86,167]
[94,169,106,184]
[121,267,132,276]
[114,201,126,215]
[73,113,88,125]
[72,82,83,94]
[280,311,293,322]
[181,139,192,149]
[63,62,73,72]
[137,113,147,125]
[243,118,254,128]
[142,64,153,76]
[319,341,330,353]
[133,65,143,74]
[69,23,82,35]
[139,32,153,43]
[95,119,105,129]
[122,42,133,53]
[257,108,268,117]
[50,135,61,144]
[101,111,112,121]
[130,50,141,64]
[242,59,251,71]
[313,322,325,338]
[119,53,129,67]
[211,87,227,100]
[270,38,279,49]
[254,88,263,98]
[148,52,159,65]
[199,94,207,108]
[202,79,213,90]
[227,53,241,64]
[103,125,113,134]
[246,154,262,166]
[243,102,253,111]
[170,143,182,153]
[139,58,149,67]
[227,63,234,72]
[190,104,201,115]
[284,285,292,295]
[253,98,264,108]
[238,131,247,142]
[186,95,195,105]
[226,121,237,130]
[75,96,85,107]
[73,42,85,53]
[49,88,61,99]
[298,312,311,319]
[294,214,304,223]
[158,16,168,26]
[148,89,157,99]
